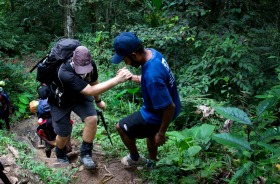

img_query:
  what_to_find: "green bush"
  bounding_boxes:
[0,59,37,122]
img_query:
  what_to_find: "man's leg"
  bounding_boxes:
[56,135,69,149]
[79,115,98,169]
[116,112,152,166]
[4,116,10,131]
[55,134,70,163]
[82,116,98,143]
[50,105,72,164]
[116,123,138,155]
[116,123,149,166]
[147,137,158,161]
[72,97,97,169]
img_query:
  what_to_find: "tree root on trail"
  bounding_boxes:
[8,146,19,159]
[93,148,106,156]
[100,164,114,184]
[67,150,80,158]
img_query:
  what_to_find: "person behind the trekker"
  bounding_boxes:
[0,87,11,131]
[48,46,132,169]
[111,32,181,167]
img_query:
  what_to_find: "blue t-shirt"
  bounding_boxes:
[140,49,181,124]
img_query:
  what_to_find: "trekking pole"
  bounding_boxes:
[29,55,48,73]
[96,110,113,146]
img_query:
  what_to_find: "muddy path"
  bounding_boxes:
[0,114,147,184]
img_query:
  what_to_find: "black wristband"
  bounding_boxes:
[95,99,102,104]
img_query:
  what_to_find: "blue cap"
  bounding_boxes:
[111,32,142,64]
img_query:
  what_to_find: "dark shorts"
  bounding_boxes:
[50,97,96,137]
[118,111,160,139]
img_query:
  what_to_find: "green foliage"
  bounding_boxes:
[71,122,84,141]
[77,31,112,66]
[260,126,280,143]
[0,130,77,183]
[156,124,223,182]
[0,60,37,122]
[215,107,252,125]
[0,18,19,57]
[14,92,33,118]
[213,133,251,151]
[19,155,76,184]
[0,0,61,56]
[181,33,265,103]
[0,130,17,155]
[213,105,280,183]
[141,165,180,184]
[229,161,254,184]
[143,0,163,27]
[1,0,280,183]
[255,83,280,118]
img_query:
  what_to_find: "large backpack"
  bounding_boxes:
[30,38,81,85]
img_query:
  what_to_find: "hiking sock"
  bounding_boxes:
[80,141,93,156]
[55,146,67,158]
[129,153,140,161]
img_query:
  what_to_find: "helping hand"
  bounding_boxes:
[155,133,167,147]
[116,67,133,83]
[97,101,106,111]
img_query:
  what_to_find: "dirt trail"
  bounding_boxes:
[0,114,147,184]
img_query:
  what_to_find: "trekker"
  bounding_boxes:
[0,87,12,131]
[111,32,181,167]
[48,46,132,169]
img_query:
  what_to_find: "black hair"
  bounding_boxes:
[132,43,144,54]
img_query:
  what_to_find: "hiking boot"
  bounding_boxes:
[121,154,148,167]
[80,155,96,170]
[57,157,69,164]
[55,146,69,164]
[146,159,156,169]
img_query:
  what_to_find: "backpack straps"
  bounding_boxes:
[29,55,48,73]
[57,64,64,89]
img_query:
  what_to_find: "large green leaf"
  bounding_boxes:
[181,128,192,137]
[256,97,278,116]
[17,103,26,110]
[127,87,140,94]
[198,124,215,140]
[215,107,252,125]
[187,146,201,157]
[190,124,215,145]
[259,126,280,143]
[115,90,127,99]
[18,95,29,105]
[213,133,252,150]
[167,131,185,141]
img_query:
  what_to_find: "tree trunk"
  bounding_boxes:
[62,0,77,38]
[10,0,15,12]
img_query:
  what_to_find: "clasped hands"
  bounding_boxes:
[116,67,133,82]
